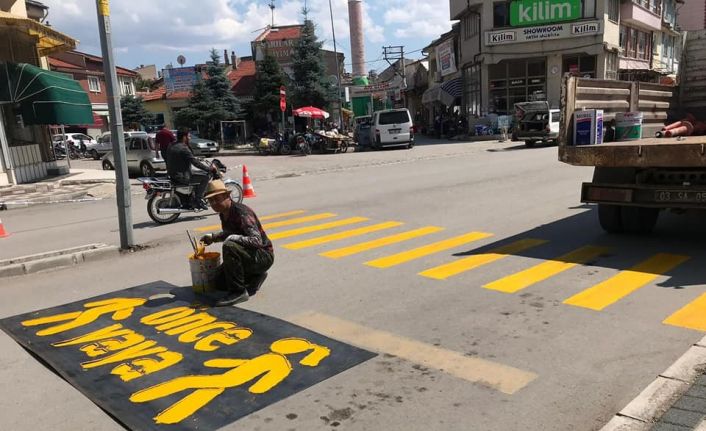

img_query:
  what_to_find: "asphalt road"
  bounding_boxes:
[2,137,706,431]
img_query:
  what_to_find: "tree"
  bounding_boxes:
[290,16,330,109]
[120,95,155,130]
[174,49,242,141]
[248,52,287,132]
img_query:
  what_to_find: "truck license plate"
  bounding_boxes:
[655,190,706,203]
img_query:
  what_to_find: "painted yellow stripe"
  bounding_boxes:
[259,210,307,221]
[283,221,404,250]
[289,312,537,395]
[419,238,547,280]
[663,293,706,332]
[195,210,310,232]
[365,231,493,269]
[564,253,690,311]
[269,217,369,240]
[483,245,610,294]
[321,226,445,259]
[263,213,337,229]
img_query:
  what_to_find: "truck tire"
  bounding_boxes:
[598,204,623,233]
[525,140,535,148]
[621,207,659,234]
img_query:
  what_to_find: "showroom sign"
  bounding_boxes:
[486,20,602,46]
[511,0,582,26]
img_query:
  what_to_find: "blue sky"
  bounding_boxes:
[42,0,452,74]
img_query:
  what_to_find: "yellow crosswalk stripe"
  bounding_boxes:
[321,226,445,259]
[563,253,690,311]
[483,245,610,294]
[259,210,307,221]
[664,293,706,332]
[283,221,404,250]
[365,231,493,269]
[195,210,312,232]
[263,213,337,229]
[419,238,547,280]
[269,217,369,240]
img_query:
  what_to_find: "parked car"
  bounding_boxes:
[369,109,414,149]
[96,131,151,159]
[169,130,220,156]
[101,132,165,177]
[514,101,560,147]
[51,133,99,158]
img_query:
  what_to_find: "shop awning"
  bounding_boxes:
[422,77,462,106]
[0,11,77,56]
[1,62,93,125]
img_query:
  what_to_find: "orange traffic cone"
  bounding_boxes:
[242,165,256,198]
[0,218,8,238]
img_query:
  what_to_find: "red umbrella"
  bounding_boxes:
[293,106,330,119]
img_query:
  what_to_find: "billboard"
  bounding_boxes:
[163,67,201,94]
[436,39,457,77]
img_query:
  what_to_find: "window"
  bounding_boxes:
[563,55,597,78]
[120,79,134,96]
[493,2,511,28]
[619,25,652,60]
[608,0,619,22]
[88,76,101,92]
[378,111,411,125]
[487,59,546,115]
[463,63,481,117]
[606,52,618,80]
[463,13,479,40]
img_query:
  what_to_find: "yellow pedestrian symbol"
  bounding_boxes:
[130,338,331,424]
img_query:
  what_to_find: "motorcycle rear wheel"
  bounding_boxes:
[147,194,180,224]
[226,182,244,204]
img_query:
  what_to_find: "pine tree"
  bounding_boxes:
[248,52,287,131]
[120,95,155,130]
[174,49,241,140]
[291,16,330,109]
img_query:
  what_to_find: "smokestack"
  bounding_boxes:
[348,0,366,79]
[224,49,229,65]
[231,51,237,70]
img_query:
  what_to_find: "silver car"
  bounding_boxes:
[101,133,166,177]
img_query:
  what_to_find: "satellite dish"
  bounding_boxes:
[177,55,186,66]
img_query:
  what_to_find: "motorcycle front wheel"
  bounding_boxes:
[147,194,180,224]
[225,182,244,204]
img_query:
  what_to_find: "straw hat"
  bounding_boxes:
[204,180,230,199]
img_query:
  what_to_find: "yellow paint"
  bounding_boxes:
[177,322,238,343]
[419,238,548,280]
[283,221,404,250]
[263,213,337,229]
[98,0,109,16]
[141,307,194,326]
[259,210,307,221]
[194,327,253,352]
[321,226,445,259]
[157,313,217,335]
[365,231,494,269]
[564,253,690,311]
[82,340,168,369]
[268,217,369,240]
[290,312,537,395]
[54,324,145,357]
[484,245,610,294]
[22,298,146,336]
[111,351,183,382]
[664,292,706,331]
[130,338,330,425]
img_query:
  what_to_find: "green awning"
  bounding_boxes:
[1,62,93,125]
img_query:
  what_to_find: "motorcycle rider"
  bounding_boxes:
[200,180,274,306]
[167,127,215,209]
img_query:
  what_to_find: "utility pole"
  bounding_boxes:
[383,46,407,108]
[328,0,343,129]
[95,0,133,249]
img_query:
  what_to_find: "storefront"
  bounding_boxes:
[488,58,547,115]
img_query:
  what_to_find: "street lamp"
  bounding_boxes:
[328,0,344,130]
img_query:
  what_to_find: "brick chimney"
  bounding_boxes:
[224,49,229,66]
[231,51,237,70]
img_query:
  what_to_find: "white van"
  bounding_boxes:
[370,108,414,149]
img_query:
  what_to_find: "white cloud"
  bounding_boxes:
[383,0,451,40]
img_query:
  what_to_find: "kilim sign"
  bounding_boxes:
[0,282,376,431]
[510,0,582,27]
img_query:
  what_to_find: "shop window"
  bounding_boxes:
[563,55,597,78]
[527,60,546,77]
[606,52,618,80]
[608,0,619,22]
[486,58,547,115]
[508,60,526,78]
[88,76,101,93]
[493,2,511,28]
[463,64,481,117]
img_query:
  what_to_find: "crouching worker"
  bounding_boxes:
[200,180,274,306]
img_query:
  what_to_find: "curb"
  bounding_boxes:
[601,336,706,430]
[0,244,120,278]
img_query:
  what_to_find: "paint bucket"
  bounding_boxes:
[573,109,604,145]
[615,112,643,141]
[189,252,221,294]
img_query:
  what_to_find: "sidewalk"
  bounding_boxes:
[0,169,121,209]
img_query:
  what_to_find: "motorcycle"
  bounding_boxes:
[138,159,244,225]
[295,134,312,155]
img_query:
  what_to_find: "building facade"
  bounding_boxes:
[677,0,705,30]
[49,51,139,137]
[450,0,684,118]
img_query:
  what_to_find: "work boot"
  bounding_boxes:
[214,290,249,307]
[245,272,268,296]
